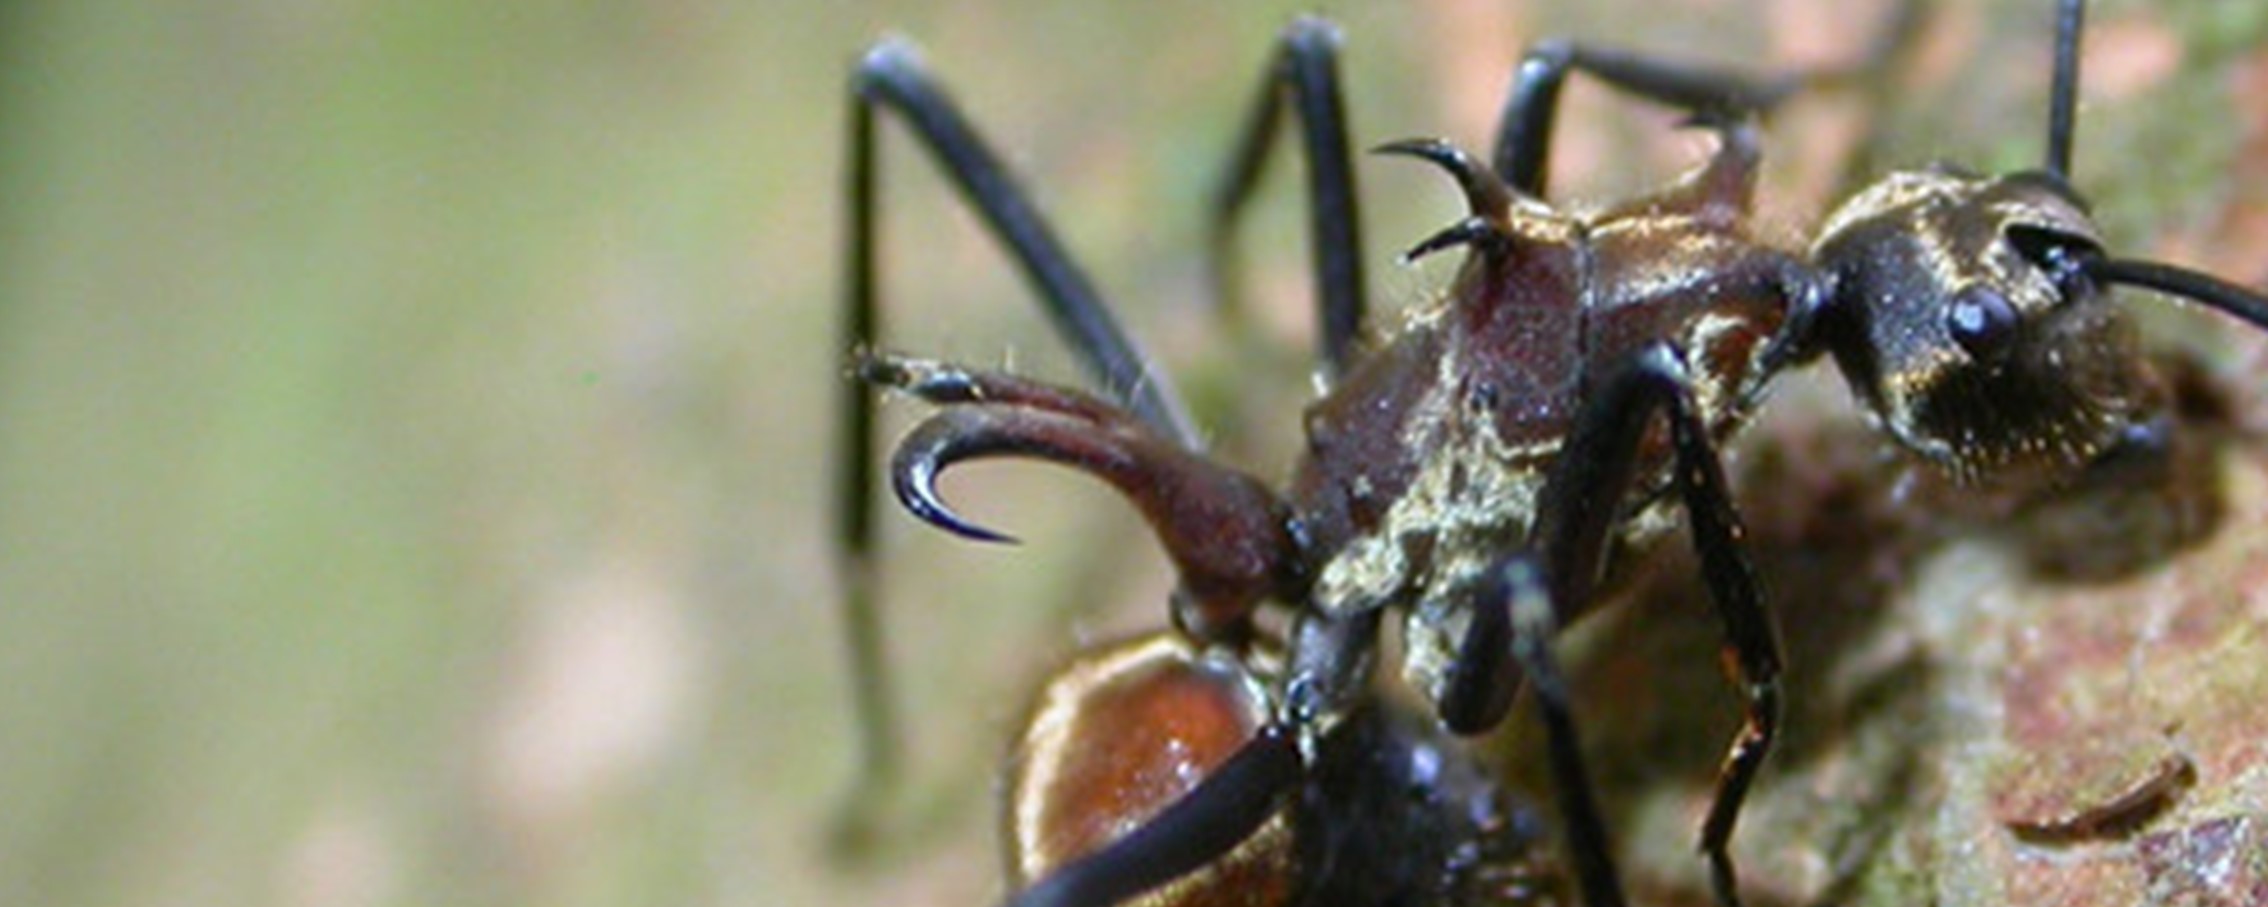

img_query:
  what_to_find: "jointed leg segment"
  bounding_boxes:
[835,39,1201,846]
[1208,17,1370,383]
[1452,345,1784,907]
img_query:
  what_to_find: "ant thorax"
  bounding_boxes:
[1309,332,1557,709]
[1296,184,1793,712]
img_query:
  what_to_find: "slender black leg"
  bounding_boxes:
[1435,345,1784,905]
[997,607,1382,907]
[1521,344,1782,907]
[1490,559,1628,907]
[1002,610,1377,907]
[1206,16,1367,382]
[834,38,1199,849]
[1664,376,1783,907]
[1491,0,1927,197]
[848,39,1196,445]
[1490,41,1799,197]
[834,58,898,847]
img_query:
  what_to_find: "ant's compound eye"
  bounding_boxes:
[1946,284,2020,362]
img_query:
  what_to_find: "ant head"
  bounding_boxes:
[1799,0,2268,484]
[1809,166,2153,484]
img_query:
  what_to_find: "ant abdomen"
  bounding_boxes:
[1004,632,1561,907]
[1005,634,1295,907]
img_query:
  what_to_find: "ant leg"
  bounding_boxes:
[1490,0,1927,196]
[1527,344,1782,907]
[1483,559,1628,907]
[847,39,1196,444]
[834,39,1198,847]
[1489,41,1797,197]
[1207,16,1367,382]
[1659,376,1781,907]
[1443,345,1780,904]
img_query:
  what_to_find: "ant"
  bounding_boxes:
[833,1,2268,905]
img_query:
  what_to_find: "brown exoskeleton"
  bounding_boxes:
[833,1,2268,905]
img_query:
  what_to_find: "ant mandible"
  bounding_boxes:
[832,1,2268,905]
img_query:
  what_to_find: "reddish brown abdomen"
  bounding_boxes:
[1005,633,1291,907]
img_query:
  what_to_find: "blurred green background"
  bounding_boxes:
[0,1,2258,906]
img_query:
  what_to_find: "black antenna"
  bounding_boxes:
[2086,257,2268,332]
[2044,0,2085,179]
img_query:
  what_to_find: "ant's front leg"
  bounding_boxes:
[1450,345,1784,907]
[1545,345,1783,907]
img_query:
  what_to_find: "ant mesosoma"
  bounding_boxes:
[833,1,2268,905]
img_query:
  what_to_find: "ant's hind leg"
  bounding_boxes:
[1489,0,1928,197]
[833,38,1198,852]
[845,39,1195,444]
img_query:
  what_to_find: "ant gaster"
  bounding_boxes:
[832,2,2268,905]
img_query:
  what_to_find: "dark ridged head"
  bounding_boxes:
[1812,166,2150,485]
